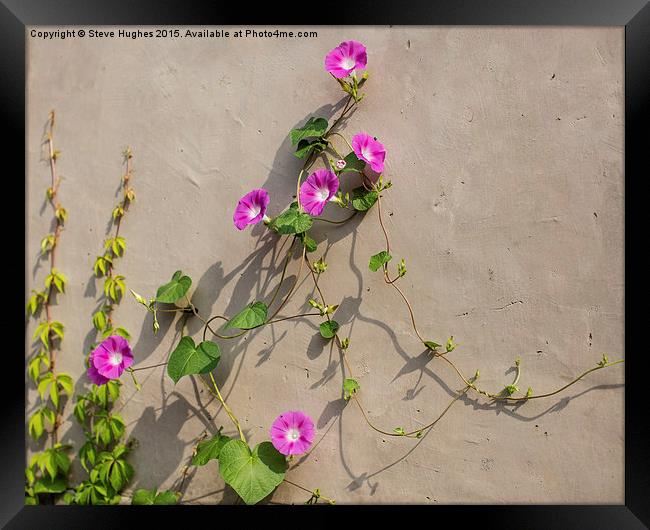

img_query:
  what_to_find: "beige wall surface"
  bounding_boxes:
[26,26,624,504]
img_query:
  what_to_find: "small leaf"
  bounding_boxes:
[294,139,327,159]
[132,488,178,505]
[393,427,406,436]
[225,301,268,330]
[92,310,107,332]
[424,340,442,351]
[351,186,378,212]
[155,270,192,303]
[153,490,179,505]
[298,232,317,253]
[369,251,392,272]
[319,320,339,339]
[167,337,221,384]
[192,432,232,466]
[28,411,44,440]
[340,151,366,173]
[343,378,360,401]
[112,327,131,340]
[445,336,456,353]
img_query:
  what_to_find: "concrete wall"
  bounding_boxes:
[26,26,624,504]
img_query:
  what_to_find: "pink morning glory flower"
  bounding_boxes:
[352,133,386,173]
[270,410,315,456]
[90,335,134,381]
[299,169,339,217]
[87,352,110,386]
[325,40,367,79]
[233,188,270,231]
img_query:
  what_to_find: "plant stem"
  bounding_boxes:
[43,110,63,447]
[208,372,246,443]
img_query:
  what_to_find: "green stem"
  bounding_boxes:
[209,372,246,443]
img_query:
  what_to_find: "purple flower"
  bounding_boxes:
[270,410,315,456]
[233,188,270,231]
[352,133,386,173]
[89,335,134,382]
[87,353,110,386]
[299,169,339,217]
[325,40,367,79]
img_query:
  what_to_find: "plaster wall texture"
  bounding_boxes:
[26,26,624,504]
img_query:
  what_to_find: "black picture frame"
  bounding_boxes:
[6,1,648,527]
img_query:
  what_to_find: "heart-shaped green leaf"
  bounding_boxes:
[155,270,192,303]
[218,440,287,505]
[369,251,392,272]
[290,117,328,145]
[167,337,221,384]
[225,301,268,330]
[192,432,232,466]
[271,208,313,235]
[319,320,339,339]
[423,340,442,351]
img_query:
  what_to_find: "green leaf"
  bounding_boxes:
[424,340,442,351]
[132,488,179,505]
[153,490,179,505]
[218,440,287,505]
[341,151,366,173]
[369,251,392,272]
[92,310,107,332]
[112,327,131,340]
[393,427,406,436]
[28,411,44,440]
[79,441,97,473]
[343,378,360,401]
[57,373,74,395]
[271,208,313,235]
[33,476,66,494]
[225,301,268,330]
[298,232,317,253]
[155,270,192,303]
[290,117,328,145]
[294,139,327,159]
[351,186,378,211]
[319,320,339,339]
[445,336,456,353]
[167,337,221,384]
[132,489,156,505]
[192,432,232,466]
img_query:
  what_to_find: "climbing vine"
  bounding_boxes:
[25,111,74,504]
[122,40,623,504]
[67,149,138,505]
[26,40,624,506]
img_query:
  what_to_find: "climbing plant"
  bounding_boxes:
[25,111,74,504]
